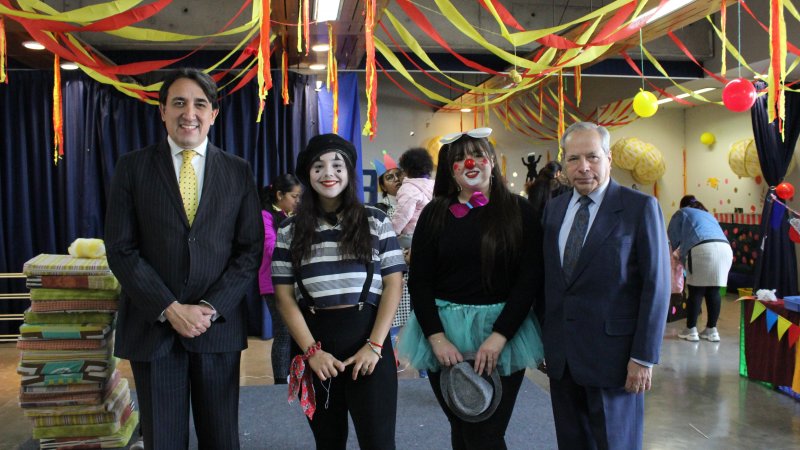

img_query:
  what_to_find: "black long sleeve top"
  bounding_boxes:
[408,195,544,339]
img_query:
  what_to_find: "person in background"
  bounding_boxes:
[272,134,405,449]
[541,122,670,450]
[392,148,435,249]
[105,68,263,449]
[374,154,403,218]
[526,160,569,215]
[259,174,302,384]
[399,128,544,449]
[669,195,733,342]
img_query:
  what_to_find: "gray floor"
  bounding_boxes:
[2,295,799,449]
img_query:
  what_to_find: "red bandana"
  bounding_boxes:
[288,341,321,419]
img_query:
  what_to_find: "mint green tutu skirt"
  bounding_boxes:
[397,299,544,376]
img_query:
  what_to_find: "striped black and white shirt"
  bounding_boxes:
[271,206,406,308]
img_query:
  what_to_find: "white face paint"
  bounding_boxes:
[452,151,493,193]
[310,151,349,200]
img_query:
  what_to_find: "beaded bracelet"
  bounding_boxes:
[304,341,322,359]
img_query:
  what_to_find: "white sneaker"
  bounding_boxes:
[678,327,699,341]
[700,327,720,342]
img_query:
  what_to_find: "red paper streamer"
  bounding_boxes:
[53,55,63,164]
[364,0,378,139]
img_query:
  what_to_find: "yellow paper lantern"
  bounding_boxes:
[632,144,666,184]
[700,132,716,146]
[633,89,659,118]
[728,138,761,178]
[427,135,443,168]
[614,138,648,170]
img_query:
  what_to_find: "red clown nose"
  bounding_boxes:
[464,159,476,169]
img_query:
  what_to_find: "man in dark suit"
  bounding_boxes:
[105,69,263,449]
[541,122,670,449]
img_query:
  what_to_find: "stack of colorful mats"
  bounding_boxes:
[18,254,138,449]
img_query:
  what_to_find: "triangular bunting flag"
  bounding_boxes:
[751,301,766,323]
[765,309,778,332]
[788,324,800,348]
[777,316,792,340]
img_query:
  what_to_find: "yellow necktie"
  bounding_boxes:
[179,150,198,225]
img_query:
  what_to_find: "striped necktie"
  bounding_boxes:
[179,150,198,225]
[563,195,592,278]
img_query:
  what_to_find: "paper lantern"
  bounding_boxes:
[426,135,443,168]
[776,182,795,200]
[728,138,761,178]
[722,78,757,113]
[633,90,659,118]
[632,144,666,184]
[613,138,647,170]
[700,132,715,146]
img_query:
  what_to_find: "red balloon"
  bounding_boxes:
[789,226,800,244]
[722,78,757,112]
[776,182,795,200]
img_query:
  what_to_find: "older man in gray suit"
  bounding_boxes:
[541,122,670,449]
[105,68,263,449]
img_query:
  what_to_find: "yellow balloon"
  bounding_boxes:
[700,132,716,146]
[633,90,659,118]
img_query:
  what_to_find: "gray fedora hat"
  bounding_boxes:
[439,352,502,423]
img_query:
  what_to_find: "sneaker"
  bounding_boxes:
[678,327,699,341]
[700,327,720,342]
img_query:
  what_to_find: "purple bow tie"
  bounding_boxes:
[449,192,489,218]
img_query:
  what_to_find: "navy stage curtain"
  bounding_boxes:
[0,70,317,335]
[750,81,800,298]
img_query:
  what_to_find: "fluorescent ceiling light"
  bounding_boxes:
[646,0,696,24]
[60,62,79,70]
[460,108,472,113]
[309,63,327,71]
[312,43,330,52]
[22,41,45,50]
[656,87,716,104]
[314,0,342,22]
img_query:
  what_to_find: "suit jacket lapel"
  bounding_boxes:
[153,141,190,227]
[566,180,623,286]
[193,144,221,226]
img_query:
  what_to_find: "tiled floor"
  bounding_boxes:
[2,296,799,449]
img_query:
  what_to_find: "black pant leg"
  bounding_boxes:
[704,286,722,328]
[189,351,242,450]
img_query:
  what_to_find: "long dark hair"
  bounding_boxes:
[680,195,708,212]
[290,161,373,268]
[526,161,562,213]
[259,174,302,231]
[422,135,522,290]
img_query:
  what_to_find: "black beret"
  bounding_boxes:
[296,133,358,185]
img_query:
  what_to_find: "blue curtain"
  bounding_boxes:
[317,73,364,200]
[750,81,800,298]
[0,70,317,335]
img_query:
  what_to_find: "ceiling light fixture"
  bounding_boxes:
[314,0,342,23]
[460,108,472,113]
[60,62,79,70]
[22,41,45,50]
[645,0,696,24]
[312,43,331,52]
[656,87,716,104]
[309,63,326,71]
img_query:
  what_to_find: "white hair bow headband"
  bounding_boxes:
[440,127,492,144]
